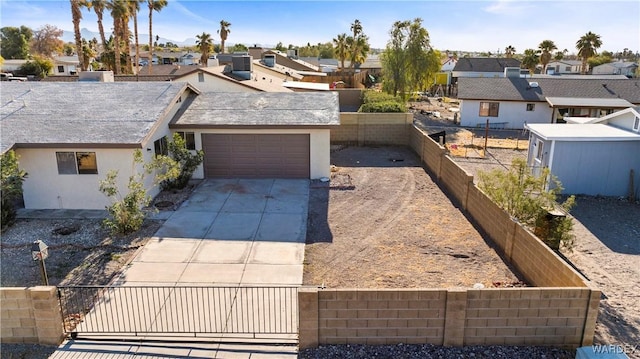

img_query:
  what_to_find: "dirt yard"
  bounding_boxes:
[303,146,523,289]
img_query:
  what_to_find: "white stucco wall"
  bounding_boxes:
[175,73,257,92]
[16,147,139,210]
[606,111,640,132]
[185,128,331,180]
[459,100,553,129]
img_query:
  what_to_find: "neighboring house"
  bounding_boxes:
[1,59,28,73]
[526,122,640,197]
[53,56,80,75]
[1,82,199,210]
[451,57,521,79]
[545,60,583,75]
[173,65,294,92]
[565,106,640,129]
[169,92,338,180]
[260,50,320,72]
[441,57,457,72]
[592,61,638,78]
[457,77,640,129]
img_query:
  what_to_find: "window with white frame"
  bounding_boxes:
[526,103,535,111]
[535,139,544,161]
[56,152,98,174]
[634,116,639,132]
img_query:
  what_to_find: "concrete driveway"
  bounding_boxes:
[117,178,309,286]
[51,179,307,358]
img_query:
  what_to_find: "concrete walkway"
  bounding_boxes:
[50,179,308,359]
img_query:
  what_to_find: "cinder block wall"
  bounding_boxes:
[332,113,413,146]
[303,125,601,350]
[1,286,65,345]
[299,287,599,349]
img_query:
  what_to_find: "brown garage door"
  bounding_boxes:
[202,134,310,178]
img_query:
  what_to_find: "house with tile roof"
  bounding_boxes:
[1,82,338,210]
[457,77,640,129]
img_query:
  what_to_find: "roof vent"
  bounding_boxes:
[528,82,539,88]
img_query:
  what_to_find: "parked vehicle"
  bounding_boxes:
[0,73,28,82]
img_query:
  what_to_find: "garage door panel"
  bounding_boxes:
[202,134,309,178]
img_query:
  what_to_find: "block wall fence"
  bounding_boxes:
[1,286,65,345]
[299,123,600,350]
[332,113,413,146]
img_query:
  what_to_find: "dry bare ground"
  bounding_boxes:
[0,184,197,287]
[304,146,523,289]
[444,139,640,355]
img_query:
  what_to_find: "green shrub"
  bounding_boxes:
[358,101,406,113]
[160,133,204,190]
[1,150,27,229]
[358,90,406,113]
[478,158,576,251]
[100,149,179,235]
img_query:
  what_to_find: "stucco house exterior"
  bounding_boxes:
[1,82,199,210]
[170,92,338,180]
[457,77,640,129]
[173,65,294,93]
[526,121,640,197]
[1,83,338,210]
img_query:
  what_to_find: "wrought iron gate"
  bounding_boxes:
[57,286,298,340]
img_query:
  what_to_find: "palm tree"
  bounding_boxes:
[84,0,107,53]
[70,0,86,71]
[217,20,231,54]
[148,0,167,74]
[538,40,557,74]
[333,33,348,71]
[576,31,602,74]
[107,0,128,75]
[350,19,363,38]
[504,45,515,58]
[196,32,213,66]
[128,0,144,75]
[521,48,540,75]
[347,35,370,72]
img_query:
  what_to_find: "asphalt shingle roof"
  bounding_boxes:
[457,77,640,103]
[172,92,340,127]
[1,82,190,153]
[453,58,521,72]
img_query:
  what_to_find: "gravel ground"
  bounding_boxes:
[299,343,574,358]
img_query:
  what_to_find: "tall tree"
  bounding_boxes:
[538,40,557,74]
[576,31,602,74]
[148,0,167,74]
[381,20,409,97]
[107,0,128,75]
[346,19,370,72]
[333,33,348,71]
[70,0,86,70]
[1,26,33,59]
[217,20,231,54]
[86,0,108,50]
[196,32,213,66]
[521,48,540,75]
[30,24,64,57]
[405,18,436,94]
[128,0,144,75]
[504,45,515,58]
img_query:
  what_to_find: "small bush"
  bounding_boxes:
[358,101,406,113]
[1,150,28,229]
[160,133,204,190]
[359,90,406,113]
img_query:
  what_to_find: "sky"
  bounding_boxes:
[1,0,639,54]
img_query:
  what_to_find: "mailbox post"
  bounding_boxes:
[31,240,49,286]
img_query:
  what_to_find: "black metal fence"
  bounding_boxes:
[57,286,299,338]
